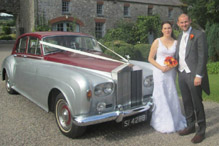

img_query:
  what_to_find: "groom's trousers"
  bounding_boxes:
[178,71,206,135]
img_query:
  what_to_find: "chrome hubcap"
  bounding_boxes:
[6,78,11,91]
[56,99,72,132]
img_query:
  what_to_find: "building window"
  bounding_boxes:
[97,2,104,16]
[53,22,80,32]
[62,1,70,13]
[124,4,130,17]
[148,5,153,16]
[95,22,104,39]
[168,8,173,18]
[57,23,64,31]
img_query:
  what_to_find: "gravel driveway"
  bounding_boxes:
[0,43,219,146]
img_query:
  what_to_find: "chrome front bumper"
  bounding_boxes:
[72,102,153,126]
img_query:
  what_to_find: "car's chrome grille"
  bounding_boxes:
[116,67,131,108]
[112,65,142,109]
[131,69,142,107]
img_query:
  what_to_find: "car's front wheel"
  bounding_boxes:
[55,93,86,138]
[5,73,17,94]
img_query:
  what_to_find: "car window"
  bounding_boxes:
[43,36,102,55]
[27,37,41,55]
[15,36,28,53]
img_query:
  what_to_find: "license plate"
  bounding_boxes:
[122,113,147,127]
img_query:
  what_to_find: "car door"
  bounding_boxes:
[13,36,29,93]
[13,36,42,100]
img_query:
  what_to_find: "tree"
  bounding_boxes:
[134,15,162,44]
[206,22,219,61]
[101,20,136,44]
[101,15,162,45]
[180,0,219,28]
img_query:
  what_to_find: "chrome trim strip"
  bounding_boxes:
[72,103,153,126]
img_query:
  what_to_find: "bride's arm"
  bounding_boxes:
[148,39,169,72]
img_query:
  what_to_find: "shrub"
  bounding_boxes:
[173,29,181,39]
[133,43,151,61]
[35,25,50,31]
[101,15,162,45]
[102,20,136,44]
[207,62,219,74]
[9,33,16,40]
[34,14,51,31]
[2,25,11,34]
[206,23,219,61]
[101,40,146,61]
[0,35,13,40]
[6,19,15,26]
[134,15,162,44]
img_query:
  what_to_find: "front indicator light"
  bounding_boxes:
[87,90,92,98]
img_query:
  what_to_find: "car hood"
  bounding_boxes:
[44,51,124,72]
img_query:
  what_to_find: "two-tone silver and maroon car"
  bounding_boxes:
[1,32,154,138]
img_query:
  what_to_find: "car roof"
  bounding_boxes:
[19,31,92,39]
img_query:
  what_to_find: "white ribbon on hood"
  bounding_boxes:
[40,41,128,64]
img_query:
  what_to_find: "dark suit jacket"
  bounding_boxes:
[175,28,210,95]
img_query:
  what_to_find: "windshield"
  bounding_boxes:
[42,35,102,55]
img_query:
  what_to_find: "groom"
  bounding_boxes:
[175,13,210,143]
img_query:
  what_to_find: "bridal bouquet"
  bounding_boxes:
[164,56,178,67]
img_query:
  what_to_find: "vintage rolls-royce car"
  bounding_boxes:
[1,32,154,138]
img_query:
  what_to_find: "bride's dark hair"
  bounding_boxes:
[161,21,176,39]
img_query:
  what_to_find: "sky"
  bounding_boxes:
[0,13,13,17]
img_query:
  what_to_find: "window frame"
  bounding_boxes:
[97,3,104,16]
[124,4,130,17]
[27,36,41,56]
[148,5,153,16]
[15,36,28,54]
[95,22,105,39]
[62,1,70,14]
[52,22,80,32]
[168,7,173,18]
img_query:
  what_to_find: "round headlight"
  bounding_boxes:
[94,82,113,96]
[103,83,113,94]
[144,75,153,87]
[94,87,103,96]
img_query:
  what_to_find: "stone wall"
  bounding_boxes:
[0,0,19,15]
[0,0,183,37]
[35,0,182,36]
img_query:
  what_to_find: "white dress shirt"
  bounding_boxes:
[179,27,192,73]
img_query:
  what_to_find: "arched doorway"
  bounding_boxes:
[49,16,84,32]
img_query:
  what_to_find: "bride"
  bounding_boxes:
[148,21,186,133]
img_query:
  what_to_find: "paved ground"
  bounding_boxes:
[0,43,219,146]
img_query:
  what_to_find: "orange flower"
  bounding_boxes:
[190,34,194,40]
[164,56,178,67]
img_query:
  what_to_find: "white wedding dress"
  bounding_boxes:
[150,38,187,133]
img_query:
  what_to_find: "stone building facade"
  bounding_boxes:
[0,0,183,39]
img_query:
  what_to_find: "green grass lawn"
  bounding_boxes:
[176,74,219,103]
[203,74,219,102]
